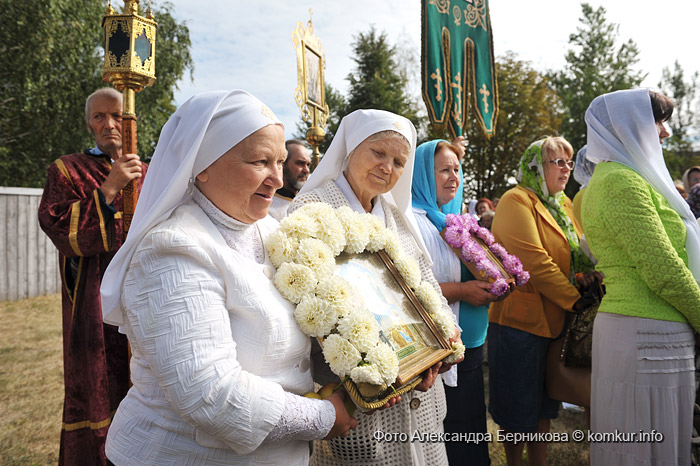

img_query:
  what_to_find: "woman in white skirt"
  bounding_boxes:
[582,88,700,465]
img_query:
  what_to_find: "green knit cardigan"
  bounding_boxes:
[581,162,700,331]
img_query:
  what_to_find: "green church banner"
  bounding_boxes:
[422,0,498,138]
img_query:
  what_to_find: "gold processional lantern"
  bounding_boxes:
[292,10,329,170]
[102,0,156,234]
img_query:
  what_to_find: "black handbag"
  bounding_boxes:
[561,278,605,368]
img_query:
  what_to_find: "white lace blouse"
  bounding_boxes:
[105,191,334,465]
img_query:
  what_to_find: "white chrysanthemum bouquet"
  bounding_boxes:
[268,203,464,405]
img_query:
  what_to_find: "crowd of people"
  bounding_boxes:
[37,85,700,466]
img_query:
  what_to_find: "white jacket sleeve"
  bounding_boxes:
[122,227,286,455]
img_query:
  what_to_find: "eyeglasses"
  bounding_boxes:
[548,158,574,170]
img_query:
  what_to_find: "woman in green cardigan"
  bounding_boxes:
[582,89,700,465]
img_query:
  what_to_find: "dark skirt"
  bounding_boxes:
[487,323,560,433]
[443,344,490,465]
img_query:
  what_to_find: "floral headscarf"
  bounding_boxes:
[517,139,594,282]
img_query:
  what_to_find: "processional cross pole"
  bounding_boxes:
[102,0,156,235]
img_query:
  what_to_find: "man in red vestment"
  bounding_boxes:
[38,88,148,465]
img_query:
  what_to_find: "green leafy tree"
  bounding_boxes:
[658,60,700,179]
[549,3,645,153]
[460,52,563,199]
[0,0,192,187]
[344,26,421,129]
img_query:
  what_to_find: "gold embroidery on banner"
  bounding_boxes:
[450,72,464,130]
[261,105,277,121]
[93,190,109,252]
[69,201,83,256]
[430,68,443,102]
[429,0,450,14]
[62,410,117,432]
[464,0,487,31]
[393,121,404,131]
[479,84,491,114]
[452,5,462,25]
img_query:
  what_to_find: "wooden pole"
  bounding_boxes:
[121,88,138,234]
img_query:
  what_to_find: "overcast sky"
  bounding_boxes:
[159,0,700,139]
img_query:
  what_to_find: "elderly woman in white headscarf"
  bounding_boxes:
[289,109,460,466]
[99,90,356,465]
[582,89,700,465]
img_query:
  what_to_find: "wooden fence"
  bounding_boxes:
[0,187,60,302]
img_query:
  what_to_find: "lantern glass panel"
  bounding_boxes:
[109,22,129,63]
[134,30,152,65]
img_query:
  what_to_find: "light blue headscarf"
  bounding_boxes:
[411,140,464,230]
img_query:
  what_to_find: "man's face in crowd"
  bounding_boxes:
[86,95,123,156]
[283,143,311,191]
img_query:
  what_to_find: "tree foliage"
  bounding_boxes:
[0,0,192,187]
[549,3,645,153]
[345,26,421,128]
[461,52,563,199]
[658,60,700,179]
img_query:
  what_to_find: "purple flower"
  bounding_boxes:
[515,271,530,287]
[490,278,509,296]
[475,259,500,280]
[489,243,507,260]
[461,239,483,263]
[444,226,463,248]
[502,254,524,275]
[474,227,495,245]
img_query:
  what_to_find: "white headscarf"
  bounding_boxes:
[101,90,282,325]
[298,109,429,258]
[585,88,700,283]
[573,145,595,189]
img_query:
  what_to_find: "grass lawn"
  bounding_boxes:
[0,294,62,466]
[0,294,589,465]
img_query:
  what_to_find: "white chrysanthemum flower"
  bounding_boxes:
[294,295,339,337]
[316,276,353,317]
[322,334,362,377]
[350,364,384,385]
[431,308,456,340]
[296,202,335,220]
[365,214,388,252]
[295,238,335,278]
[393,255,422,289]
[365,342,399,385]
[383,230,403,261]
[336,310,379,353]
[443,342,466,364]
[273,262,317,304]
[341,214,370,254]
[280,213,318,241]
[265,230,298,268]
[414,281,443,315]
[315,217,346,256]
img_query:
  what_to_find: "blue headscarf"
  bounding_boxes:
[412,139,488,349]
[411,140,464,230]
